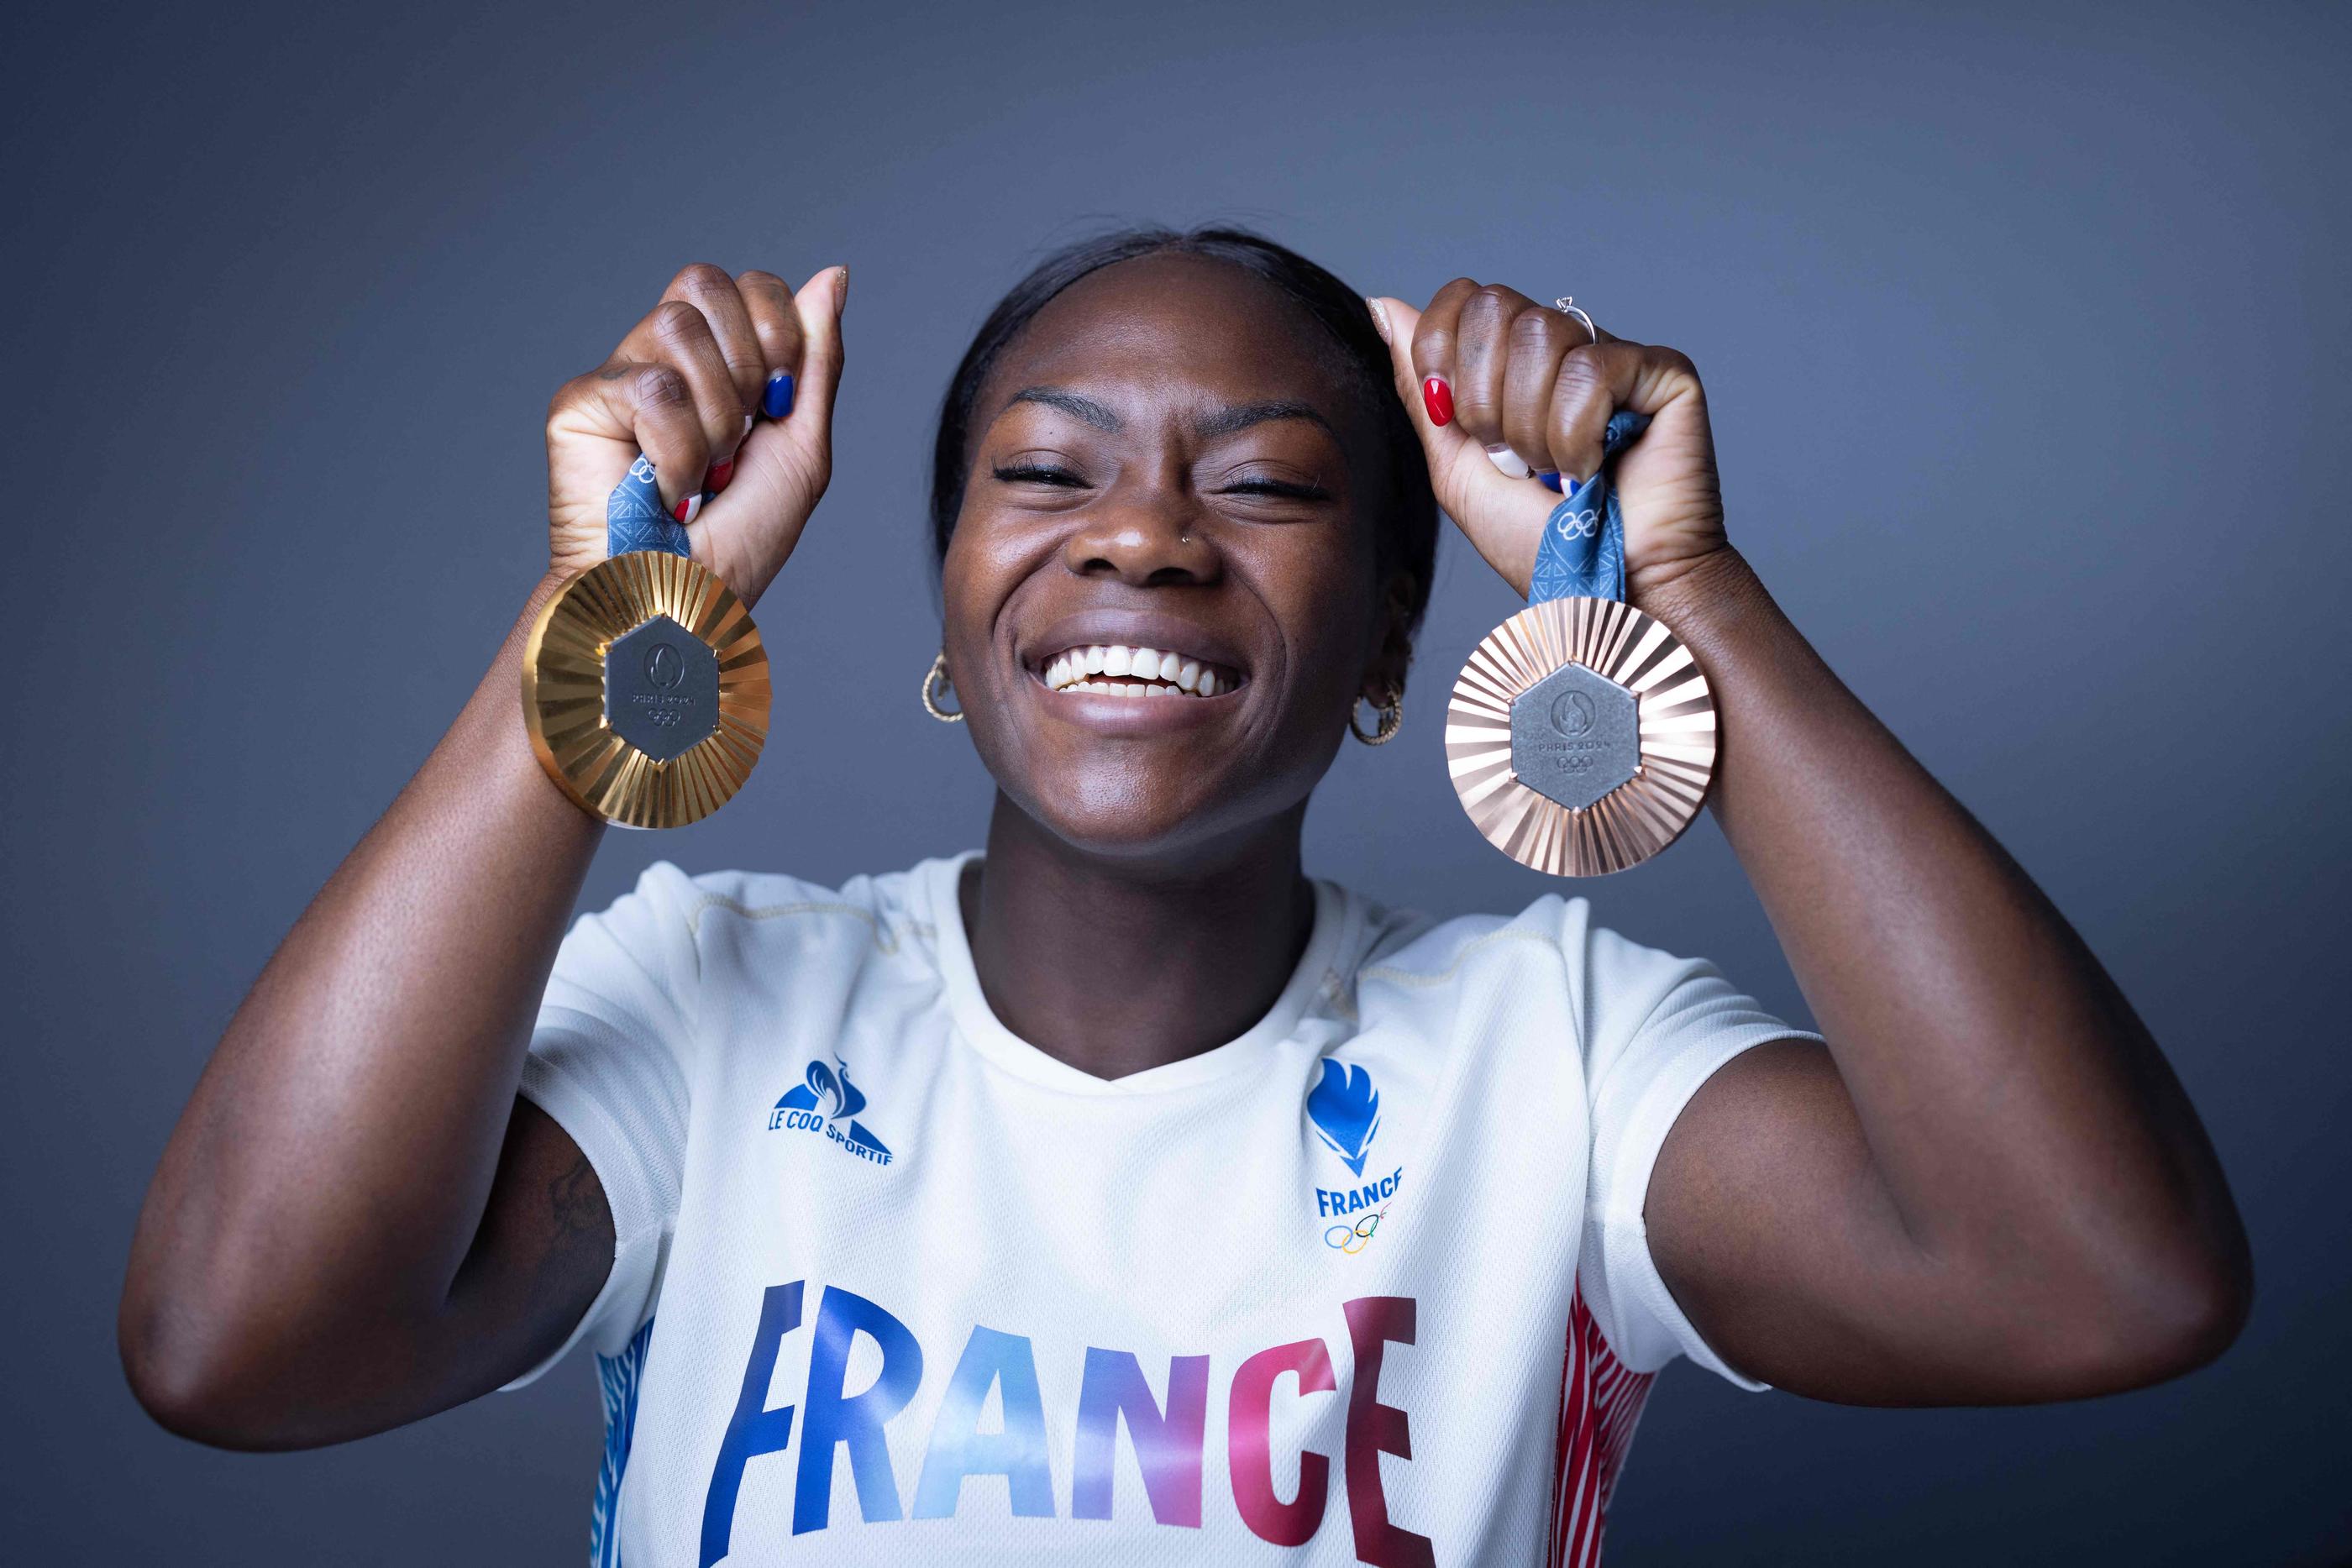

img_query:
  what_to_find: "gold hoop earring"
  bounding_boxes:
[1350,681,1403,746]
[922,650,965,723]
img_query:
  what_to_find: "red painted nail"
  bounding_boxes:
[707,454,736,493]
[1421,375,1453,427]
[671,492,703,524]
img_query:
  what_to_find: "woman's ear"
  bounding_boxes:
[1363,568,1418,700]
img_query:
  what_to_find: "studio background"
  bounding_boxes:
[7,2,2345,1562]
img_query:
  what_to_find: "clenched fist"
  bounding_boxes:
[1366,281,1727,605]
[545,262,848,610]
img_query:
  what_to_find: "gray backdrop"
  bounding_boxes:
[7,1,2346,1561]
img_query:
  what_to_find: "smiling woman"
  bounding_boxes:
[120,225,2250,1568]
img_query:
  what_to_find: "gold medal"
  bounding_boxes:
[1446,595,1714,877]
[522,549,769,829]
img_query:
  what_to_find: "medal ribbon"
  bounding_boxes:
[605,455,702,559]
[1526,409,1650,606]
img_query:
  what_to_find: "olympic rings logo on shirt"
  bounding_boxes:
[1551,507,1600,541]
[1325,1206,1389,1255]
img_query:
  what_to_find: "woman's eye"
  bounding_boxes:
[993,464,1087,487]
[1221,477,1331,501]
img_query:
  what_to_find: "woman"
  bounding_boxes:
[120,227,2250,1566]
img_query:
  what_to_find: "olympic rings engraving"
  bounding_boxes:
[1551,506,1600,541]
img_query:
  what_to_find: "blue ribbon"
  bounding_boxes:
[1527,410,1650,606]
[605,455,696,559]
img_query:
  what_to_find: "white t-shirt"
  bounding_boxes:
[507,850,1812,1568]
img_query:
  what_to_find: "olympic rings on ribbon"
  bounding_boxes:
[1324,1206,1387,1255]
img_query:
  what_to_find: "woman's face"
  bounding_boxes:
[941,252,1405,859]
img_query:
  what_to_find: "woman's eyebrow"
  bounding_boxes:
[1194,398,1337,441]
[1005,386,1121,431]
[1000,388,1337,443]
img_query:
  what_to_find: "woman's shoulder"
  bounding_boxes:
[1336,875,1743,999]
[611,851,964,966]
[1333,878,1607,983]
[1332,876,1788,1055]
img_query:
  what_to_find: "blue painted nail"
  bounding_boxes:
[762,370,795,419]
[1538,470,1562,492]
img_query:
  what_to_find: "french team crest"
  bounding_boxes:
[1307,1058,1381,1177]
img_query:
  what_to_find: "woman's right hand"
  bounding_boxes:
[545,262,848,609]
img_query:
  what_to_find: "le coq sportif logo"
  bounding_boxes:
[768,1055,893,1165]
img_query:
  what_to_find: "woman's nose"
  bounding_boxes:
[1061,496,1221,586]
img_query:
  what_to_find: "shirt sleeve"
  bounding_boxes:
[499,858,706,1390]
[1572,912,1821,1392]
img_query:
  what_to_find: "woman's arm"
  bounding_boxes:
[120,262,848,1448]
[1369,281,2249,1403]
[120,572,614,1449]
[1639,545,2248,1402]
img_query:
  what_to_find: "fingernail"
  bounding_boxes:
[1421,375,1453,427]
[1484,443,1532,480]
[1537,470,1563,492]
[671,492,703,524]
[763,370,795,419]
[1364,297,1390,345]
[706,454,736,493]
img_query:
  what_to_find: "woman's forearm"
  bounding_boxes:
[1642,547,2250,1377]
[120,569,607,1434]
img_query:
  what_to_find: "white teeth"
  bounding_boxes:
[1041,642,1239,696]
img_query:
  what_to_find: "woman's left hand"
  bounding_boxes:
[1368,281,1728,602]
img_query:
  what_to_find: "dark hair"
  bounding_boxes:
[927,224,1439,640]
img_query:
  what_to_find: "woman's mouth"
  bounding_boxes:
[1037,643,1242,699]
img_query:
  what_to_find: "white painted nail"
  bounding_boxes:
[1484,443,1534,480]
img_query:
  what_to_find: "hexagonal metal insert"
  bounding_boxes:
[1509,661,1641,810]
[604,615,719,763]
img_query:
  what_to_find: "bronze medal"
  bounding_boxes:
[1447,406,1715,876]
[1446,595,1714,877]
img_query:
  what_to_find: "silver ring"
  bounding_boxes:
[1554,296,1598,344]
